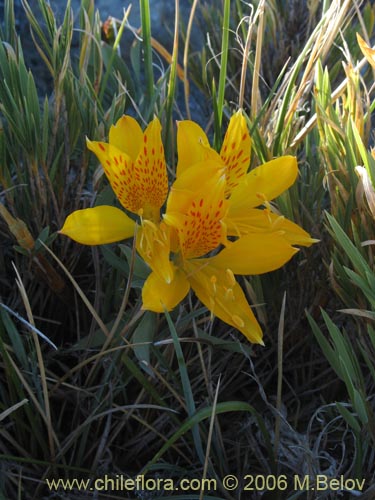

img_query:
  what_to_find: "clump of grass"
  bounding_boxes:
[1,0,375,499]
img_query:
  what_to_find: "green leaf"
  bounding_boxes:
[195,328,253,355]
[101,44,135,100]
[307,311,342,378]
[336,402,361,434]
[121,353,166,408]
[132,311,156,377]
[101,245,129,277]
[326,212,369,277]
[142,400,274,475]
[0,309,28,369]
[164,309,205,464]
[353,388,369,425]
[139,0,154,104]
[34,226,50,252]
[120,244,150,280]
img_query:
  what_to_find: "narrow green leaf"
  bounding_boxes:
[307,311,342,378]
[326,212,369,277]
[142,401,270,475]
[353,388,369,425]
[322,309,360,385]
[336,402,361,434]
[101,245,129,277]
[0,309,28,369]
[121,353,166,408]
[165,311,204,463]
[164,309,205,464]
[216,0,230,128]
[132,311,156,377]
[119,244,150,280]
[139,0,154,105]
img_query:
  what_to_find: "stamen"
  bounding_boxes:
[224,288,234,301]
[256,192,267,203]
[209,297,215,320]
[232,315,245,328]
[225,268,236,287]
[271,214,285,231]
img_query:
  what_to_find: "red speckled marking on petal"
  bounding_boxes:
[133,120,168,215]
[177,194,227,259]
[220,113,251,197]
[89,119,168,218]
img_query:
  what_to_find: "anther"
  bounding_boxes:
[232,315,245,328]
[225,269,236,287]
[224,288,234,301]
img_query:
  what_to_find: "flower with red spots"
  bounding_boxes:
[60,112,316,344]
[60,115,175,284]
[59,115,167,245]
[176,111,316,245]
[141,111,316,343]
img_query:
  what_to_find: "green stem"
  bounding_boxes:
[214,0,230,150]
[217,0,230,124]
[139,0,154,106]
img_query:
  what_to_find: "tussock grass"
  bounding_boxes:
[1,0,375,498]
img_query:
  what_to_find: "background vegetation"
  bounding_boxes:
[1,0,375,498]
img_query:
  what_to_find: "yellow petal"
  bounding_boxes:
[165,201,227,260]
[142,268,190,312]
[137,221,174,283]
[165,165,228,259]
[109,115,143,161]
[176,121,220,177]
[86,139,135,211]
[87,118,168,219]
[210,232,298,275]
[228,156,298,216]
[166,160,225,216]
[134,116,169,216]
[263,213,317,247]
[185,260,263,344]
[59,206,135,245]
[220,110,251,196]
[225,208,317,246]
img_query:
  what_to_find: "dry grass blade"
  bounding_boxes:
[274,292,286,462]
[199,375,221,500]
[84,230,139,386]
[356,166,375,218]
[357,32,375,70]
[285,0,354,125]
[291,47,370,148]
[0,302,57,350]
[0,399,28,422]
[39,241,110,338]
[3,346,61,451]
[183,0,198,119]
[238,3,254,111]
[251,0,265,118]
[11,263,56,465]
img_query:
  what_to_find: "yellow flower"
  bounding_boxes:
[176,111,316,246]
[60,112,316,345]
[59,115,168,244]
[141,111,317,344]
[142,159,304,344]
